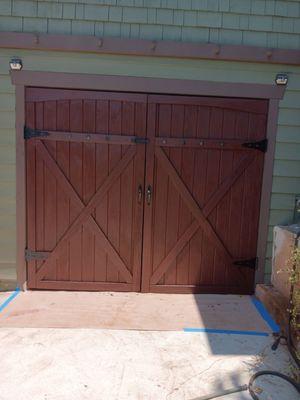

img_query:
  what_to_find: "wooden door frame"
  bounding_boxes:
[11,70,285,290]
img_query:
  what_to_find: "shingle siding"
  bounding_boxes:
[0,0,299,48]
[12,1,37,18]
[0,1,12,16]
[37,3,63,19]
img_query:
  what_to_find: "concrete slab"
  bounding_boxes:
[0,291,271,336]
[0,328,298,400]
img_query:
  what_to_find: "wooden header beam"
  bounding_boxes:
[1,31,300,66]
[11,71,285,100]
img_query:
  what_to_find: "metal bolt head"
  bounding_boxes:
[266,50,272,58]
[214,46,220,55]
[150,41,157,51]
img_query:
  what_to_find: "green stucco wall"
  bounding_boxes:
[0,0,300,287]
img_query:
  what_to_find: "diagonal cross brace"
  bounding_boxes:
[34,140,135,283]
[151,148,255,285]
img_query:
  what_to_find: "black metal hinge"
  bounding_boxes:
[24,126,49,140]
[131,137,149,144]
[25,249,50,262]
[242,139,268,153]
[233,257,258,270]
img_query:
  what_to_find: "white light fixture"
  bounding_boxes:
[275,73,288,85]
[9,58,23,71]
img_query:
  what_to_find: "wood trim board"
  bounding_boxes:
[13,72,283,290]
[255,99,280,284]
[15,85,26,290]
[11,71,285,100]
[1,32,300,66]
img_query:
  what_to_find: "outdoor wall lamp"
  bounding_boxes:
[275,73,288,85]
[9,58,23,71]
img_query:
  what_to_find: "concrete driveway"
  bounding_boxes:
[0,291,298,399]
[0,328,299,399]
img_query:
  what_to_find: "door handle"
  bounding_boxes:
[146,185,152,205]
[138,185,143,204]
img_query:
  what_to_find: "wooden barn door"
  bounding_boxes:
[141,95,268,294]
[25,89,268,294]
[26,89,147,291]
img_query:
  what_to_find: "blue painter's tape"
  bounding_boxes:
[183,328,269,337]
[251,296,280,333]
[0,287,20,313]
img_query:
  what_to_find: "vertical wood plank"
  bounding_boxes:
[107,100,122,283]
[176,104,196,286]
[199,107,218,285]
[132,101,147,291]
[208,107,223,286]
[69,100,83,282]
[214,109,235,286]
[152,104,170,284]
[238,112,253,289]
[95,100,109,282]
[43,100,57,281]
[194,106,210,285]
[82,100,96,282]
[227,111,249,287]
[119,101,134,282]
[141,102,156,292]
[26,102,36,287]
[35,102,45,284]
[56,100,70,281]
[164,104,183,285]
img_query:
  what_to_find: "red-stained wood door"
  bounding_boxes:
[141,95,268,294]
[26,89,268,294]
[26,88,147,291]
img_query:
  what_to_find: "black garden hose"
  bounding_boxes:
[272,331,300,369]
[190,384,248,400]
[191,370,300,400]
[248,370,300,400]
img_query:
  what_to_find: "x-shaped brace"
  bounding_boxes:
[35,140,135,283]
[151,147,255,285]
